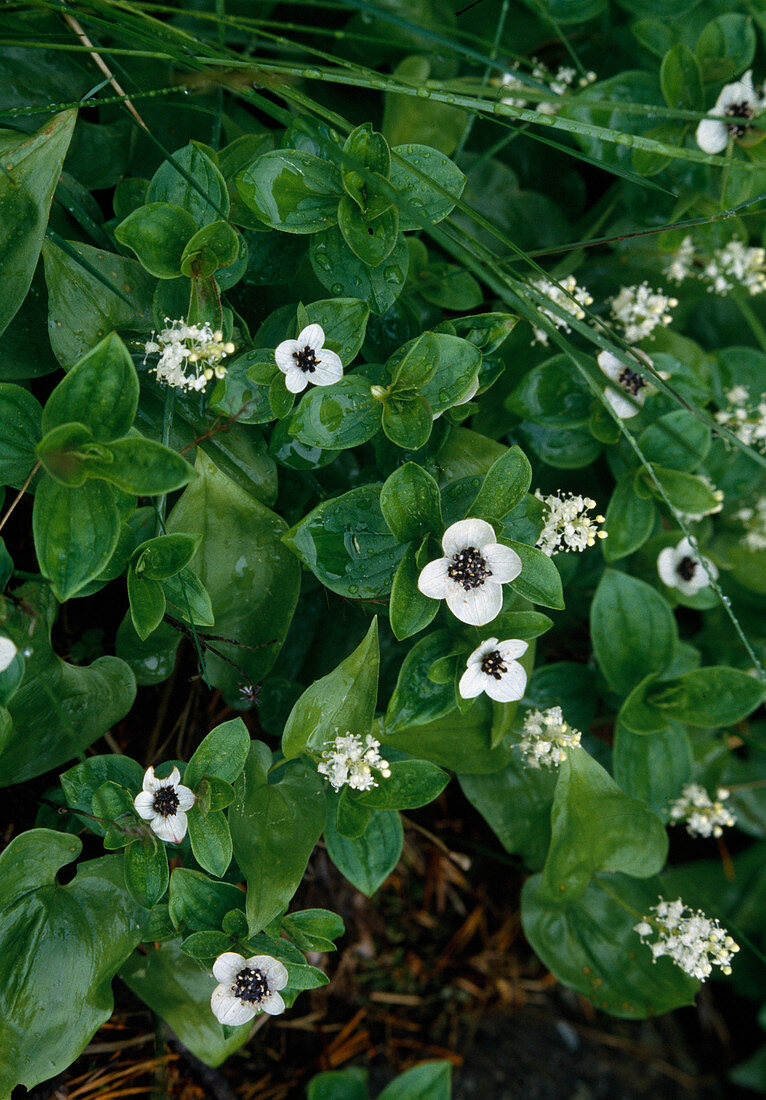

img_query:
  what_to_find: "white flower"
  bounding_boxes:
[703,239,766,296]
[657,537,718,596]
[528,274,593,345]
[609,283,677,345]
[597,349,653,418]
[669,783,736,839]
[634,898,739,981]
[736,497,766,550]
[696,71,762,154]
[517,705,581,768]
[0,635,18,674]
[714,385,766,452]
[133,765,196,843]
[459,637,528,702]
[664,236,697,285]
[499,60,595,115]
[210,952,288,1025]
[144,318,234,392]
[274,323,343,395]
[317,733,391,792]
[417,518,522,626]
[535,491,606,555]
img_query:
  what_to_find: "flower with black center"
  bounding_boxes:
[274,323,343,394]
[696,71,763,154]
[657,536,718,596]
[133,765,196,844]
[597,350,654,419]
[417,518,522,626]
[210,952,288,1025]
[459,637,528,702]
[0,635,17,674]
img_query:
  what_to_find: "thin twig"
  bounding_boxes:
[0,462,40,536]
[62,8,149,131]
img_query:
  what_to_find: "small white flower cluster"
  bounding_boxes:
[144,318,234,392]
[317,733,391,792]
[735,497,766,550]
[528,275,594,346]
[669,783,736,839]
[609,283,678,345]
[704,240,766,296]
[534,491,606,556]
[518,706,581,768]
[500,60,596,115]
[714,384,766,453]
[634,899,739,981]
[664,236,697,285]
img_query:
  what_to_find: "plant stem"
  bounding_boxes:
[0,462,40,536]
[156,388,176,531]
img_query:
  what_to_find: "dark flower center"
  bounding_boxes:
[677,556,698,581]
[234,967,269,1003]
[725,100,754,139]
[618,367,647,396]
[480,650,508,680]
[152,786,180,817]
[447,546,492,590]
[294,345,318,373]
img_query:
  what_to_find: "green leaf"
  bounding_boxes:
[613,721,692,817]
[460,757,556,871]
[643,466,721,516]
[637,410,710,471]
[303,297,370,363]
[0,383,42,486]
[168,867,245,933]
[36,421,95,487]
[166,450,300,696]
[147,141,229,225]
[82,436,196,494]
[160,567,215,628]
[32,476,121,600]
[311,227,409,316]
[380,462,443,542]
[282,909,345,953]
[60,754,144,835]
[378,1061,452,1100]
[338,197,399,267]
[324,806,403,896]
[354,759,449,810]
[603,473,656,562]
[506,539,564,610]
[121,939,251,1066]
[128,569,167,640]
[290,374,380,450]
[187,809,232,878]
[115,615,180,686]
[341,122,391,211]
[132,532,200,580]
[0,834,146,1096]
[284,483,406,599]
[381,694,514,775]
[696,14,756,83]
[184,716,251,788]
[389,544,439,641]
[507,355,593,428]
[660,44,704,110]
[115,201,197,278]
[180,219,240,278]
[41,331,139,442]
[647,667,766,726]
[390,143,466,231]
[0,110,76,337]
[282,618,379,759]
[381,393,433,449]
[590,570,677,696]
[307,1069,369,1100]
[125,833,169,907]
[229,743,326,933]
[237,150,343,232]
[521,873,698,1018]
[469,446,532,524]
[539,747,668,903]
[385,631,457,732]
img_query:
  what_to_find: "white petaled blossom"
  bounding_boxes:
[703,239,766,296]
[417,518,522,626]
[459,637,528,703]
[696,71,764,154]
[274,323,343,394]
[534,491,606,555]
[0,636,18,674]
[736,497,766,550]
[664,236,697,285]
[597,349,655,419]
[527,275,593,345]
[518,706,581,768]
[714,384,766,453]
[317,733,391,792]
[657,536,718,596]
[609,283,678,345]
[499,60,596,115]
[669,783,736,839]
[144,318,234,392]
[210,952,288,1025]
[634,899,739,981]
[133,765,196,843]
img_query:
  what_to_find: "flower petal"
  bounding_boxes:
[0,636,17,673]
[717,72,755,111]
[484,661,527,703]
[211,985,255,1026]
[298,323,325,352]
[157,765,181,788]
[604,387,639,419]
[213,952,246,984]
[175,784,196,812]
[656,546,679,588]
[466,639,498,666]
[150,810,188,844]
[417,557,450,599]
[597,350,623,381]
[284,366,309,394]
[458,664,487,699]
[246,955,289,991]
[312,349,344,386]
[483,543,522,583]
[133,791,157,820]
[695,118,728,154]
[498,638,528,662]
[442,517,496,556]
[675,537,696,558]
[142,765,159,793]
[259,990,286,1016]
[274,339,300,373]
[445,580,503,626]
